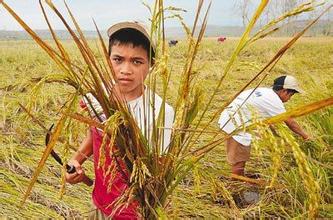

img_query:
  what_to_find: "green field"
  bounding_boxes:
[1,37,332,218]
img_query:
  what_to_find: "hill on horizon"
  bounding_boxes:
[0,20,331,40]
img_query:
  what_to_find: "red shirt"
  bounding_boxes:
[91,127,138,219]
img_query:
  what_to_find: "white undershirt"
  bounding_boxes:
[84,89,174,152]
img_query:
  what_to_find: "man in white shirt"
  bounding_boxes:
[218,75,310,176]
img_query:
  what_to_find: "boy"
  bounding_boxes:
[65,21,174,219]
[218,75,310,177]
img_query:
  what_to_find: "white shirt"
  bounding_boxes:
[218,87,285,146]
[84,89,174,152]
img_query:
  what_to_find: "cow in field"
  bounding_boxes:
[168,40,178,47]
[218,36,226,43]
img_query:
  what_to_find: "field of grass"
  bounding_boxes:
[1,37,332,218]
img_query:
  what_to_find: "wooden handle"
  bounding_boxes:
[66,164,93,186]
[82,174,94,186]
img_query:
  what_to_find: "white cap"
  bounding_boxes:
[273,75,304,93]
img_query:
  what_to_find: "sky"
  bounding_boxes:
[0,0,260,30]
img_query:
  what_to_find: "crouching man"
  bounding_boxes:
[218,75,310,177]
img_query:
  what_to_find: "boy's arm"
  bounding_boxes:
[65,129,93,184]
[284,117,310,140]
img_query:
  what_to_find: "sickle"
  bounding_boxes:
[46,124,93,186]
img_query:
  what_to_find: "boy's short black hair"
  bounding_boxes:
[108,28,155,63]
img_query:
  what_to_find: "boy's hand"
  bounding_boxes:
[65,159,86,184]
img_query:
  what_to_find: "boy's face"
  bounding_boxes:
[110,43,150,101]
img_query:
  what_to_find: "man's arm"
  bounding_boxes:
[65,129,93,184]
[284,117,310,140]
